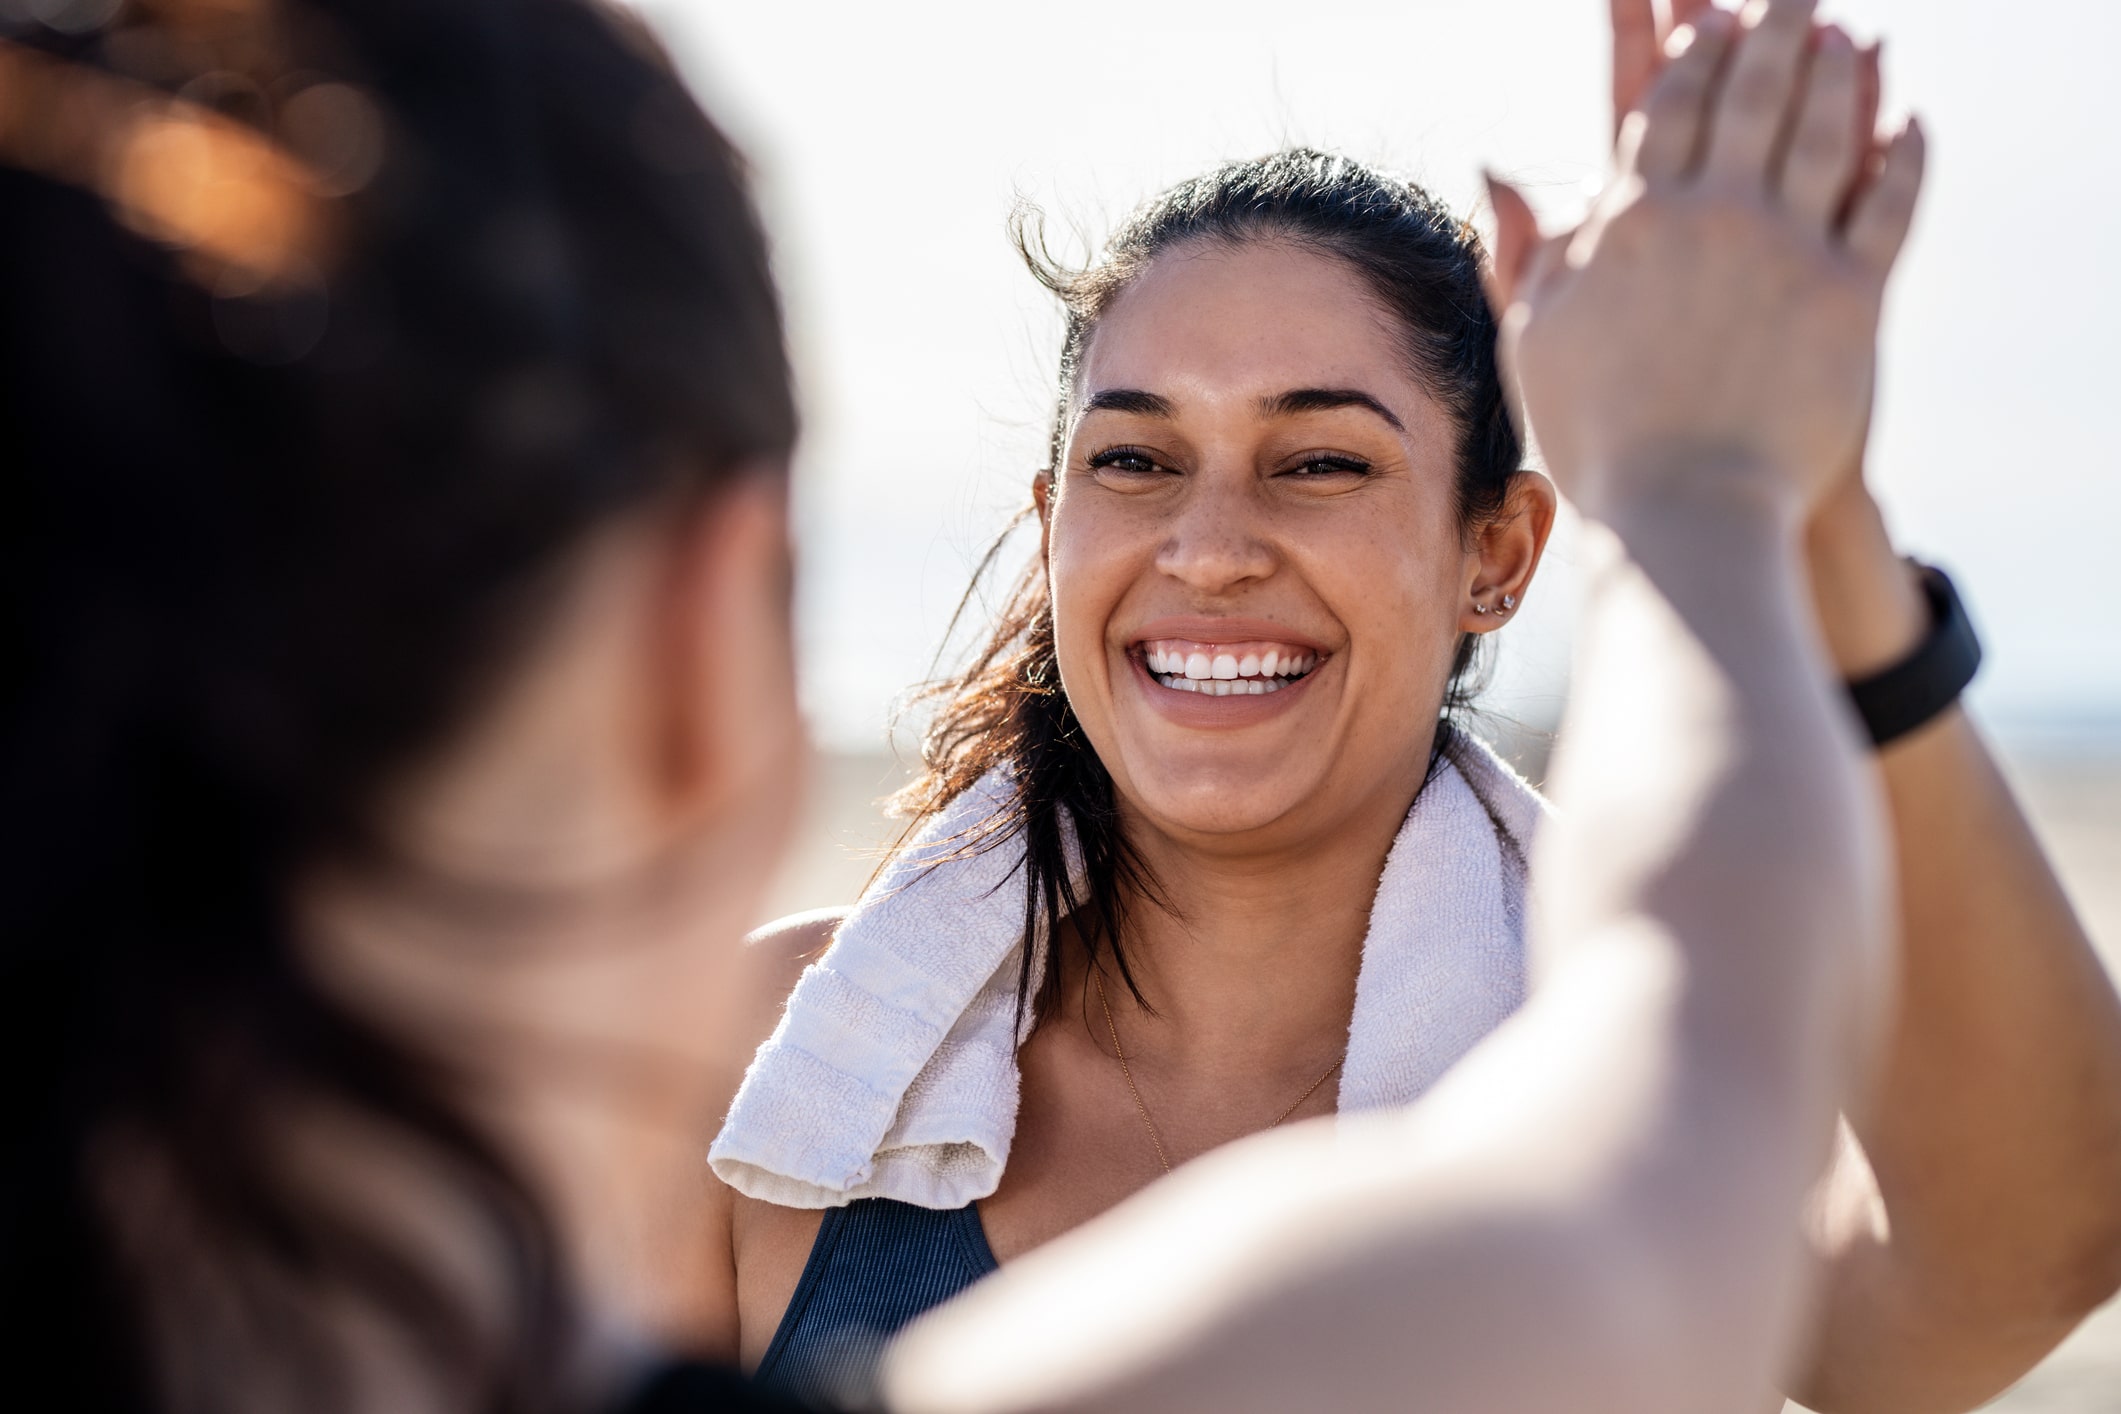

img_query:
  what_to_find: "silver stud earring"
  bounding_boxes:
[1501,594,1517,611]
[1473,602,1490,616]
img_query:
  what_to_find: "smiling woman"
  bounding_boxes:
[926,152,1553,1019]
[705,150,1560,1400]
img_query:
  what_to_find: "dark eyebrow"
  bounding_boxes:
[1080,388,1177,418]
[1260,387,1406,433]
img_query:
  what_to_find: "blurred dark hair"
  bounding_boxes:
[898,149,1521,1021]
[0,1,793,1409]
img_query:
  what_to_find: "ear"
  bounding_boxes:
[645,469,805,831]
[1032,469,1055,557]
[1459,472,1559,635]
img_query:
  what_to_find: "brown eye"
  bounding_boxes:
[1087,447,1168,476]
[1283,455,1371,477]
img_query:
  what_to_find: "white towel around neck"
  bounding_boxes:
[710,729,1547,1211]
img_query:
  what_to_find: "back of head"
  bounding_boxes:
[0,1,792,1407]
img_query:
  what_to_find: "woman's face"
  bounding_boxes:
[1045,239,1506,853]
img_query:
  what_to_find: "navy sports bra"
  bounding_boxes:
[755,1199,997,1408]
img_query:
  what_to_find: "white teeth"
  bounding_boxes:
[1140,641,1322,692]
[1151,673,1291,696]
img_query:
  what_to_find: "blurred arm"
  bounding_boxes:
[1791,482,2121,1413]
[880,482,1889,1414]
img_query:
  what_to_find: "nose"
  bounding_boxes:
[1153,473,1276,596]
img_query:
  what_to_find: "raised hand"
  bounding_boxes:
[1611,0,1721,136]
[1613,1,1885,480]
[1613,0,1878,145]
[1488,0,1924,524]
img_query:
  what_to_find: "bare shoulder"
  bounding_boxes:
[713,907,847,1365]
[745,904,849,960]
[688,908,845,1364]
[735,906,846,1026]
[706,907,846,1136]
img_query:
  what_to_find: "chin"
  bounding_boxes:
[1116,756,1324,842]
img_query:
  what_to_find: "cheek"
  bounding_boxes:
[1044,498,1135,685]
[1303,502,1468,686]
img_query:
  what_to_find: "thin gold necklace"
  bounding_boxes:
[1094,968,1345,1176]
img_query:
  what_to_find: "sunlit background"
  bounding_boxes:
[635,5,2119,1403]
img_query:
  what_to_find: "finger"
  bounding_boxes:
[1633,8,1740,184]
[1701,0,1823,187]
[1844,117,1926,273]
[1854,39,1882,151]
[1834,40,1885,223]
[1779,27,1862,228]
[1481,171,1544,315]
[1668,0,1720,25]
[1611,0,1663,133]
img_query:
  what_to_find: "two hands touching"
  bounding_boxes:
[1496,0,1932,676]
[1489,0,1922,534]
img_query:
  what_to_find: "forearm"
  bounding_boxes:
[1864,712,2121,1310]
[1532,489,1893,1388]
[1544,487,1887,1058]
[1794,490,2121,1412]
[1797,708,2121,1411]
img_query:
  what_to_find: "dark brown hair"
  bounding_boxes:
[0,1,792,1408]
[896,149,1522,1024]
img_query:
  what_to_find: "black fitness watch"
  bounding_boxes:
[1844,561,1982,750]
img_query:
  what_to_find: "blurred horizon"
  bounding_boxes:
[634,0,2121,756]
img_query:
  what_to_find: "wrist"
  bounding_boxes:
[1585,449,1811,540]
[1845,563,1983,749]
[1589,480,1808,610]
[1805,481,1926,677]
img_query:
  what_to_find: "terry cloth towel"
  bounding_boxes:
[711,729,1547,1211]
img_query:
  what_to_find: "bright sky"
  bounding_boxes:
[638,0,2121,751]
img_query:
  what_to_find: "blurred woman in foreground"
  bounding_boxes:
[0,0,2002,1411]
[2,0,806,1405]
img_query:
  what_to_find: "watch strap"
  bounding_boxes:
[1845,561,1982,750]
